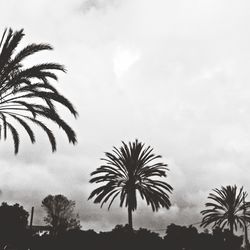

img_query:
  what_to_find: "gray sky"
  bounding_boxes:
[1,0,250,233]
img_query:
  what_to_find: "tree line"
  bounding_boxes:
[0,202,244,250]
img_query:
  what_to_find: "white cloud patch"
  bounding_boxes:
[113,45,140,78]
[81,0,122,13]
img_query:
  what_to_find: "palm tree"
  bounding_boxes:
[88,139,173,230]
[0,28,77,153]
[201,185,250,234]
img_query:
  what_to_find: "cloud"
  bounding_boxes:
[81,0,122,13]
[113,45,141,79]
[1,0,250,233]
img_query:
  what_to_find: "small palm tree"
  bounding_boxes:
[0,28,77,153]
[88,139,173,230]
[201,185,250,234]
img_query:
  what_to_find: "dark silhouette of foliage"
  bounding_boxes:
[0,28,78,154]
[0,202,29,228]
[27,223,243,250]
[164,224,198,250]
[96,224,163,250]
[0,202,30,249]
[30,229,99,250]
[200,185,250,234]
[41,194,81,237]
[88,139,173,229]
[0,199,243,250]
[164,223,243,250]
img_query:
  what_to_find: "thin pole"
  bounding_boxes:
[30,206,34,229]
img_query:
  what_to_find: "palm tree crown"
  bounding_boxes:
[88,139,173,229]
[201,185,250,233]
[0,28,77,153]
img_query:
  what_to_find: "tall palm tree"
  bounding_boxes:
[0,28,77,153]
[88,139,173,230]
[201,185,250,234]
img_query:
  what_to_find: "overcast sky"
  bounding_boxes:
[1,0,250,233]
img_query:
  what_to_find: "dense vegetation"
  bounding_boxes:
[0,222,244,250]
[0,201,245,250]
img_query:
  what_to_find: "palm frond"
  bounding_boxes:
[89,139,173,213]
[200,185,250,233]
[0,28,77,153]
[6,121,19,154]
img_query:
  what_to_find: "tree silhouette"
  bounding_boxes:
[42,194,81,237]
[0,202,29,248]
[88,139,173,230]
[200,185,250,234]
[0,28,77,154]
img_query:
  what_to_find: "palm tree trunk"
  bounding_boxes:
[243,197,250,249]
[244,222,249,249]
[229,221,234,234]
[128,204,133,230]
